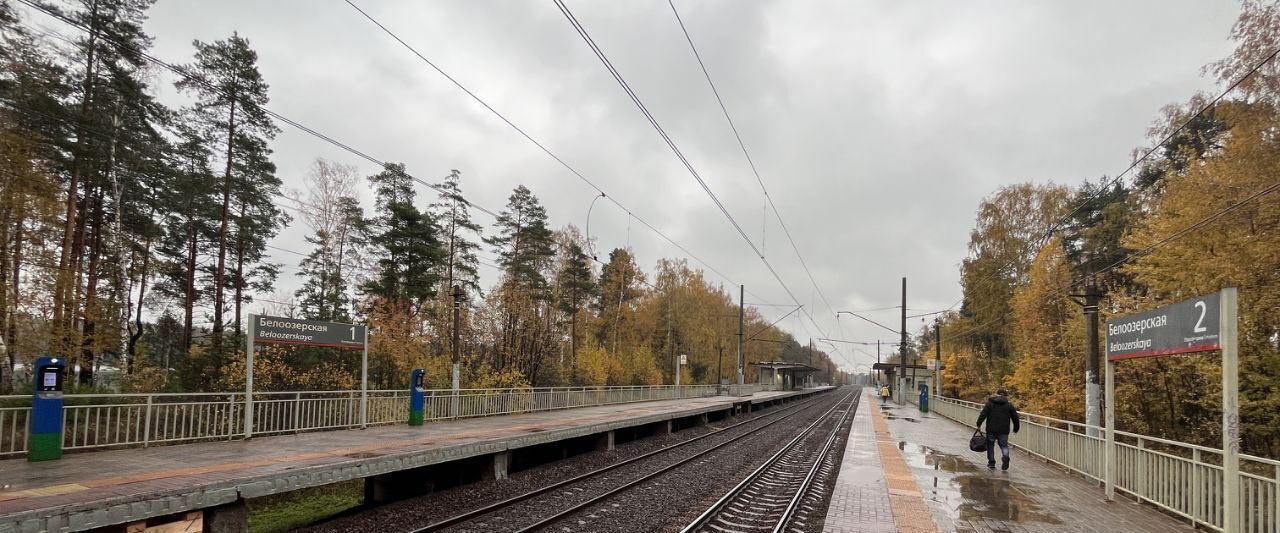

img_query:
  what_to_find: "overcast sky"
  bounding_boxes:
[35,1,1244,371]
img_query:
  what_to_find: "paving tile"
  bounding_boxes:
[877,392,1196,533]
[0,389,821,524]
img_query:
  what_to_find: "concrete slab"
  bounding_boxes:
[0,388,828,532]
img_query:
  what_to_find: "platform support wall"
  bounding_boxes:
[203,499,248,533]
[493,450,511,480]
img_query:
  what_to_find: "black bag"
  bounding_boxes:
[969,429,987,452]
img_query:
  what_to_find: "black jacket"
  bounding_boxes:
[976,395,1020,435]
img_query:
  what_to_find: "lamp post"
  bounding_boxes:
[584,192,606,261]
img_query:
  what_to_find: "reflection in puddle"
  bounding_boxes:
[900,443,979,473]
[898,442,1061,525]
[950,475,1063,524]
[884,416,919,422]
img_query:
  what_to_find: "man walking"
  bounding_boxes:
[975,389,1020,470]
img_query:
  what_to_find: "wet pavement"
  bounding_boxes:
[879,397,1194,533]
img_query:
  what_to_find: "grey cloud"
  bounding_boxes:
[135,0,1239,369]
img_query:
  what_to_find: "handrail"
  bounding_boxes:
[0,384,760,459]
[931,394,1278,532]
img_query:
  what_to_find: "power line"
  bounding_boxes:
[943,44,1280,344]
[1046,46,1280,241]
[341,0,760,303]
[18,0,838,366]
[945,178,1280,345]
[667,0,843,337]
[551,0,850,368]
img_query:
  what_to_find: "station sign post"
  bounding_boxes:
[246,314,369,439]
[1103,289,1237,532]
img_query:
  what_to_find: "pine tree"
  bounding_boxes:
[486,185,554,295]
[0,18,73,389]
[554,237,595,377]
[430,169,482,297]
[175,32,281,359]
[485,185,556,381]
[362,163,442,310]
[153,121,218,383]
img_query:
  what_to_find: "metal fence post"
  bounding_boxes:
[142,395,153,448]
[293,393,301,434]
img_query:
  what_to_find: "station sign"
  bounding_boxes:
[252,315,367,349]
[926,359,937,371]
[1105,292,1221,361]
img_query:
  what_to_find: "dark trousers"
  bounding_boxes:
[986,433,1010,463]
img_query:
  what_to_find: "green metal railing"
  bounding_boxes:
[0,384,748,459]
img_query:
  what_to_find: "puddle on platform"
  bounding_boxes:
[884,416,919,422]
[949,475,1062,524]
[897,443,1061,525]
[900,443,979,473]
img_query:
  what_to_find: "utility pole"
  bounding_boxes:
[737,285,745,385]
[1084,278,1102,435]
[934,317,942,400]
[876,339,881,386]
[716,341,724,389]
[899,277,907,404]
[808,338,814,387]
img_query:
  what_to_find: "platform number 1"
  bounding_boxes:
[350,326,356,340]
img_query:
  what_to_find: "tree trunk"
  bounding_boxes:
[181,219,197,351]
[79,192,105,384]
[53,0,101,362]
[68,194,89,377]
[212,93,237,355]
[126,232,153,371]
[0,187,14,392]
[233,201,246,338]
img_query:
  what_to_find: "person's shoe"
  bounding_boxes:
[1001,456,1010,470]
[987,461,996,469]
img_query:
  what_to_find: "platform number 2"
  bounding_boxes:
[1193,301,1207,333]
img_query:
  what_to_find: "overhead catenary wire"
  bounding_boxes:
[944,178,1280,345]
[17,0,841,366]
[939,44,1280,345]
[551,0,852,369]
[667,0,845,340]
[340,0,763,305]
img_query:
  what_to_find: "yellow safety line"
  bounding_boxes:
[868,392,940,533]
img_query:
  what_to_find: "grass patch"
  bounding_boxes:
[247,479,363,533]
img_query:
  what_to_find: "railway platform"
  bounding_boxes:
[822,388,1194,533]
[0,387,830,533]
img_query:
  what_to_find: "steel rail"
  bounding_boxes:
[506,390,856,533]
[680,392,858,533]
[772,393,858,532]
[411,390,834,533]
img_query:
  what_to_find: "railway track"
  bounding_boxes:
[410,390,848,533]
[680,390,858,533]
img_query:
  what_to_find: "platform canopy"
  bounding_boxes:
[871,362,929,371]
[751,361,822,373]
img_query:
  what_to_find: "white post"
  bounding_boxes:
[245,314,255,439]
[451,362,460,418]
[360,324,369,429]
[1104,356,1115,501]
[1220,287,1239,533]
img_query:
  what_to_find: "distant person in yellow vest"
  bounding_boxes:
[879,385,890,402]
